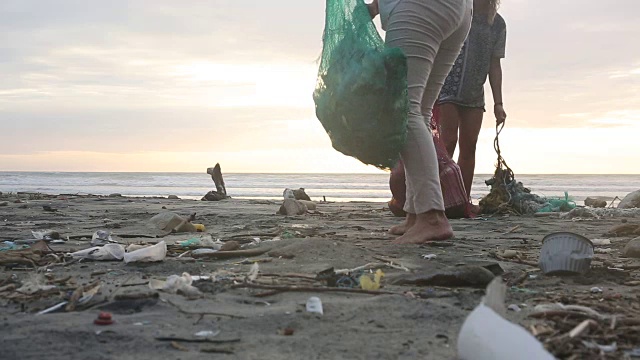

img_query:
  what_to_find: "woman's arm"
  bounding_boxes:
[489,57,506,125]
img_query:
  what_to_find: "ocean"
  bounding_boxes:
[0,172,637,204]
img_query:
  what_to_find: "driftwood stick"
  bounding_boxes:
[192,248,270,260]
[206,163,227,196]
[260,273,317,280]
[155,337,240,344]
[231,283,401,296]
[166,299,245,319]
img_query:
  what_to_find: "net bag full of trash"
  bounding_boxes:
[313,0,408,170]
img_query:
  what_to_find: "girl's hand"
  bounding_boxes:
[494,104,507,125]
[366,0,379,19]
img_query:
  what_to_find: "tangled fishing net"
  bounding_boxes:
[479,123,575,215]
[313,0,408,170]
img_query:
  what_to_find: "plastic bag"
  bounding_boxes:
[314,0,408,170]
[71,244,125,261]
[537,192,577,213]
[388,106,471,218]
[123,241,166,263]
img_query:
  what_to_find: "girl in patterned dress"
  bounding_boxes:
[438,0,507,208]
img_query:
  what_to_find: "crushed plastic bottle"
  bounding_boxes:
[123,241,166,263]
[70,244,125,261]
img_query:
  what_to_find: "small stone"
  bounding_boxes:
[278,199,308,216]
[201,191,226,201]
[618,190,640,209]
[622,237,640,258]
[605,224,640,237]
[109,193,122,197]
[220,241,241,252]
[298,200,317,210]
[585,197,608,208]
[590,287,603,293]
[292,188,311,201]
[13,199,23,204]
[167,195,180,200]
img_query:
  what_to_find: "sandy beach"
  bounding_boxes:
[1,192,639,359]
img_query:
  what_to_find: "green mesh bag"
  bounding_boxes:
[313,0,408,170]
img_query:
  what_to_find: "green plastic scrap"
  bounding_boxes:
[0,242,29,251]
[537,191,577,213]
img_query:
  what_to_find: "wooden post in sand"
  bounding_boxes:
[207,163,227,196]
[202,163,229,201]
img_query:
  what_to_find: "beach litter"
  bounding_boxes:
[457,278,554,360]
[359,269,384,290]
[591,238,612,246]
[149,212,199,233]
[479,124,549,215]
[16,274,57,295]
[195,330,221,338]
[539,232,594,275]
[91,230,115,246]
[70,244,125,261]
[94,312,114,325]
[149,272,202,299]
[0,241,29,252]
[124,241,166,263]
[30,230,61,242]
[0,242,58,267]
[627,348,640,358]
[507,304,521,312]
[305,296,323,315]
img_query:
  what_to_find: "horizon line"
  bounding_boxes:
[0,171,638,176]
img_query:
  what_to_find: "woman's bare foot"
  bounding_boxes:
[393,210,453,244]
[389,213,416,235]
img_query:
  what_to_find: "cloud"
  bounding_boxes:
[0,107,320,154]
[1,0,639,173]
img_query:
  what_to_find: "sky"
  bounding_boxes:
[1,0,639,174]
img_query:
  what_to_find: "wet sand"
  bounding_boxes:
[0,193,639,359]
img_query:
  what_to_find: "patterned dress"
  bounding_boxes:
[438,13,506,110]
